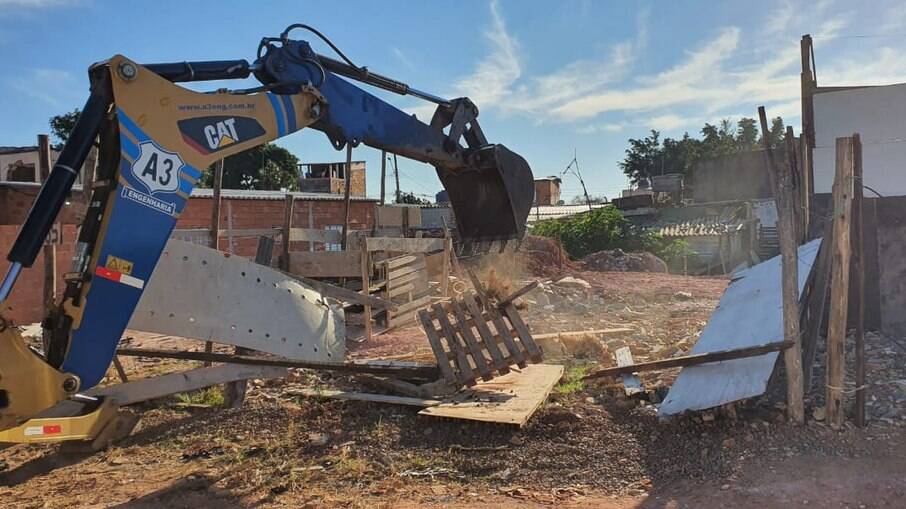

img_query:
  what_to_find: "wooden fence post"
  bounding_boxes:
[37,135,56,351]
[203,158,225,365]
[827,136,854,430]
[360,241,373,342]
[282,193,295,271]
[758,107,805,424]
[341,144,353,250]
[851,134,866,427]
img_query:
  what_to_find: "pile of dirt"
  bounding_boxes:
[581,248,668,273]
[520,235,577,278]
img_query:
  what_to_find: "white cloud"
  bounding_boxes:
[0,0,76,7]
[764,0,794,36]
[391,47,415,70]
[452,0,521,108]
[6,68,82,107]
[576,122,625,134]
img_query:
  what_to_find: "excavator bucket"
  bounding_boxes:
[436,144,534,249]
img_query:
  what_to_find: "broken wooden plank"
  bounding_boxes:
[419,364,564,426]
[115,348,438,379]
[532,328,633,340]
[586,341,794,380]
[88,365,287,406]
[497,281,539,308]
[288,388,440,408]
[614,347,644,396]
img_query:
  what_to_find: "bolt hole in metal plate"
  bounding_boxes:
[128,239,345,361]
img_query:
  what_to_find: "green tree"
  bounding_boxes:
[200,144,300,191]
[765,116,785,149]
[618,130,662,184]
[50,109,81,148]
[736,117,759,150]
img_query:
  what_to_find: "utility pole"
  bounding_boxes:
[380,150,387,206]
[393,153,401,203]
[563,150,592,210]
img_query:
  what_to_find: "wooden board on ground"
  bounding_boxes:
[366,237,443,253]
[418,364,564,427]
[87,365,288,406]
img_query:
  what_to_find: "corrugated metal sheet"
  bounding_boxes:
[526,204,605,224]
[190,188,377,202]
[658,238,822,416]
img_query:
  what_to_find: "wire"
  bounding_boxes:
[280,24,362,72]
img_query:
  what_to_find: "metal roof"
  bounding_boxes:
[526,204,606,223]
[190,188,378,202]
[653,217,747,237]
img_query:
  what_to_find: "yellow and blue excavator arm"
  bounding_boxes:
[0,25,534,431]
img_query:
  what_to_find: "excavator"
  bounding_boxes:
[0,25,534,440]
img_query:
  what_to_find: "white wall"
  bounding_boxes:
[813,83,906,196]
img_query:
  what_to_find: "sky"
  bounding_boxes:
[3,0,906,202]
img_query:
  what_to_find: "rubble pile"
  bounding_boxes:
[520,235,577,277]
[581,248,668,273]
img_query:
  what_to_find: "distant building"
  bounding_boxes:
[298,161,366,197]
[0,146,84,184]
[533,177,562,206]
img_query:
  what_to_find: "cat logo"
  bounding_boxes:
[178,115,265,155]
[204,118,239,150]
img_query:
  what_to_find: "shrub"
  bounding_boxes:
[530,205,688,264]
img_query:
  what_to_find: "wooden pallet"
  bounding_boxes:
[418,291,543,387]
[382,253,432,328]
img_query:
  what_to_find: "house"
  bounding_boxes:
[298,161,366,196]
[0,146,85,185]
[533,177,562,206]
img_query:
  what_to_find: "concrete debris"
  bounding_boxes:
[581,249,668,273]
[553,276,591,289]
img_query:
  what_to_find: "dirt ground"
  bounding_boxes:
[2,263,905,508]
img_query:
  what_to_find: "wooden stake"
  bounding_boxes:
[204,158,224,365]
[584,341,795,380]
[759,106,805,424]
[852,134,866,427]
[341,144,353,250]
[827,136,854,430]
[380,149,387,206]
[360,241,373,342]
[37,135,56,351]
[281,193,295,271]
[441,232,452,298]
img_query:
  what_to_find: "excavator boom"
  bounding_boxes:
[0,25,534,431]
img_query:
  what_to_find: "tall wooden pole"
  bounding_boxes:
[380,150,387,206]
[758,107,805,424]
[209,159,224,250]
[281,193,295,271]
[204,158,225,364]
[37,135,56,351]
[852,134,866,427]
[341,144,353,250]
[800,35,816,235]
[393,154,401,203]
[827,136,854,430]
[360,241,372,342]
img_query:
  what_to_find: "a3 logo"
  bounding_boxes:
[131,141,183,195]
